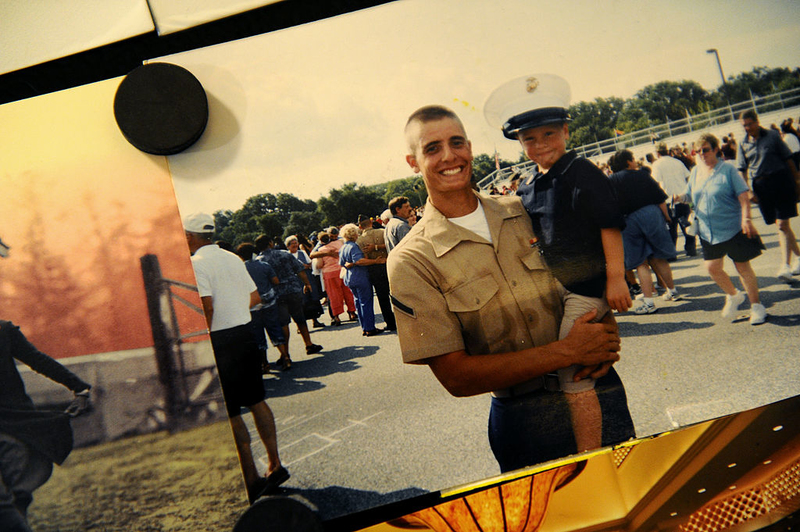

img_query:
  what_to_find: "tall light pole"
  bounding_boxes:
[707,48,731,119]
[706,48,726,86]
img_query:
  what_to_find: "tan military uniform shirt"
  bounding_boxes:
[356,227,387,260]
[387,193,563,365]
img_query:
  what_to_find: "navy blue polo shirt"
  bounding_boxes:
[517,150,624,298]
[736,127,793,179]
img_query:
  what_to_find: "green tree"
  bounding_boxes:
[316,183,386,227]
[472,153,516,184]
[567,97,625,147]
[710,66,800,107]
[213,210,235,242]
[628,80,710,124]
[384,176,427,207]
[273,193,317,217]
[616,101,653,134]
[257,213,284,239]
[210,192,320,245]
[283,210,325,239]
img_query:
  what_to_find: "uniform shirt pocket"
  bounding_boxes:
[443,274,519,354]
[443,273,499,312]
[519,249,549,273]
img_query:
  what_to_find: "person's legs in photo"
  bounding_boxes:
[557,292,606,453]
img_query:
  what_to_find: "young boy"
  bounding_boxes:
[485,74,632,452]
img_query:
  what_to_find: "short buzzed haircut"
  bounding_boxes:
[740,109,758,122]
[405,105,464,153]
[388,196,410,216]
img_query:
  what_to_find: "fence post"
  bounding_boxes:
[141,253,187,431]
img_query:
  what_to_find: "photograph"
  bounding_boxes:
[2,0,799,530]
[155,0,800,524]
[0,78,250,531]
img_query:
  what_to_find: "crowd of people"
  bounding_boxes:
[181,194,429,503]
[485,110,800,319]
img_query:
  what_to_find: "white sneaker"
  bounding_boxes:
[721,291,746,319]
[777,264,793,282]
[633,300,657,314]
[662,288,682,301]
[791,258,800,275]
[750,303,768,325]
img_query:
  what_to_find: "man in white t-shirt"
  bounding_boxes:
[184,213,289,503]
[652,143,696,256]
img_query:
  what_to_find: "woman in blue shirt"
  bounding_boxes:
[339,224,386,336]
[679,133,766,325]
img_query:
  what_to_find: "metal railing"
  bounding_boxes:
[478,86,800,190]
[141,254,219,432]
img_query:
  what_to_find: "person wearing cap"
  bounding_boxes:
[385,196,414,253]
[485,74,634,454]
[183,213,289,503]
[356,214,396,331]
[388,105,632,472]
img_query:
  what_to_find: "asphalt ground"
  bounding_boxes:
[244,213,800,523]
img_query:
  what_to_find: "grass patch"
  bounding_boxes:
[28,421,249,531]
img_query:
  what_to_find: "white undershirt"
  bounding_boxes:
[448,201,493,243]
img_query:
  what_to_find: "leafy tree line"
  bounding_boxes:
[567,66,800,147]
[212,153,525,246]
[214,66,799,245]
[214,184,421,246]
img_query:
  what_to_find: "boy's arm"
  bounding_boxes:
[601,228,632,313]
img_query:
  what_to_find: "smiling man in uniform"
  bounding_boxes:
[387,105,634,472]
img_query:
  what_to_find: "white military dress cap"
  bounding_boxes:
[484,73,572,139]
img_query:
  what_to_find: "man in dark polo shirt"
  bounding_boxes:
[736,109,800,281]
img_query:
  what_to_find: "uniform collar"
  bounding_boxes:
[524,150,578,184]
[744,127,768,144]
[422,192,524,258]
[545,149,579,177]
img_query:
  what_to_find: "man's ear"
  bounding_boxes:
[406,154,420,173]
